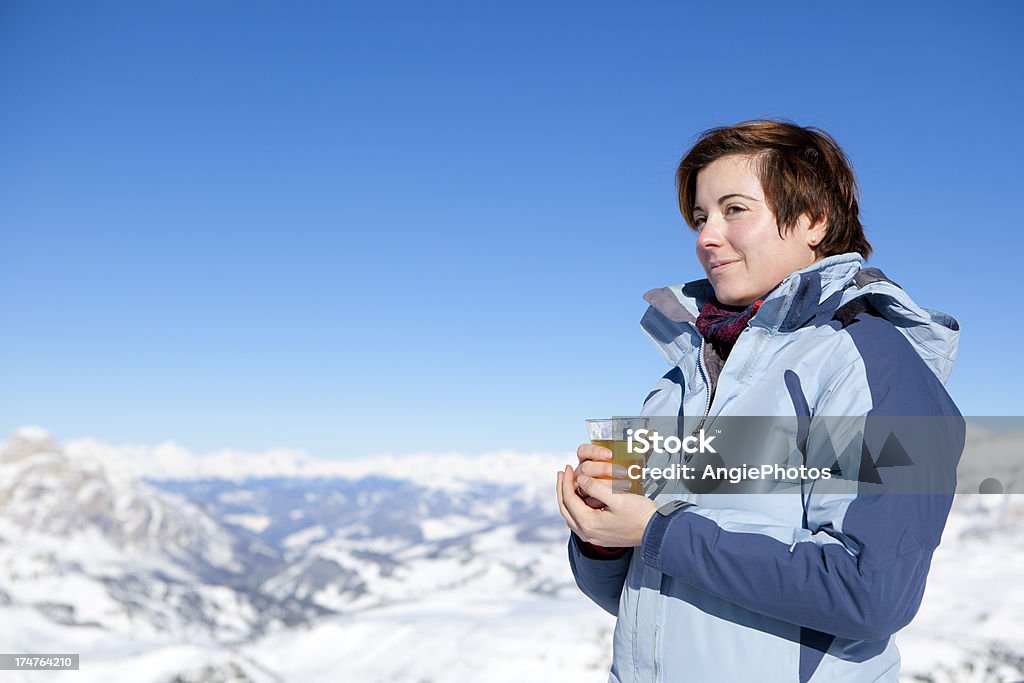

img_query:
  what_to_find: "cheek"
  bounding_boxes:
[730,218,764,247]
[695,239,710,265]
[744,222,785,256]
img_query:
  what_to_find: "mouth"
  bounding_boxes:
[709,259,739,275]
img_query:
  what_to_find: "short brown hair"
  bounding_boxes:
[676,119,871,259]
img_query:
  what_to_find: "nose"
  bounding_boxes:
[696,214,724,251]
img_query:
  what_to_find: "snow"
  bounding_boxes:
[62,437,574,492]
[241,593,614,683]
[896,494,1024,681]
[222,513,272,534]
[3,425,1024,682]
[419,515,487,541]
[11,426,53,443]
[282,524,327,550]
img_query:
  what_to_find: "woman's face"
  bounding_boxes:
[693,154,824,306]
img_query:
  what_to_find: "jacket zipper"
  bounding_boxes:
[684,339,713,463]
[653,623,660,682]
[646,338,712,676]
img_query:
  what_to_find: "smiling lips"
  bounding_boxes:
[709,259,740,275]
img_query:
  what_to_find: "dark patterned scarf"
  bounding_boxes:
[695,296,765,359]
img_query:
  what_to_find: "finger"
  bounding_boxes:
[557,469,583,534]
[576,472,626,508]
[577,443,612,464]
[576,460,618,480]
[556,471,577,532]
[563,466,600,530]
[574,464,627,504]
[556,471,571,524]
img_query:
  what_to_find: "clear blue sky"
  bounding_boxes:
[2,1,1022,458]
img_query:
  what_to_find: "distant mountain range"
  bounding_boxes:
[1,426,1022,682]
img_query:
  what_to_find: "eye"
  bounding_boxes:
[693,215,706,229]
[726,204,747,216]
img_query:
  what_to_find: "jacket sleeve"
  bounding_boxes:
[640,314,965,641]
[567,532,632,616]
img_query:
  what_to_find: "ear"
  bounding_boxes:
[803,211,828,249]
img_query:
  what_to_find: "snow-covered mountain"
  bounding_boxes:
[0,428,334,647]
[1,426,1022,682]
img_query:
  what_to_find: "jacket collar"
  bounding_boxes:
[640,252,960,384]
[643,253,864,332]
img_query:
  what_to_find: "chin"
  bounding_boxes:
[712,288,755,307]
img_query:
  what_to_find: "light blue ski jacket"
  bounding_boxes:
[568,253,965,682]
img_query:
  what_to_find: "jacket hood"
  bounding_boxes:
[640,252,960,384]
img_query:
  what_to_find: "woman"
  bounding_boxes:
[556,120,964,682]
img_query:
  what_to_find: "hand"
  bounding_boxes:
[573,442,621,508]
[555,465,657,548]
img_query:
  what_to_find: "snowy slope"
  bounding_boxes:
[1,426,1022,683]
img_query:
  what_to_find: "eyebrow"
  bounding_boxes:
[692,193,761,213]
